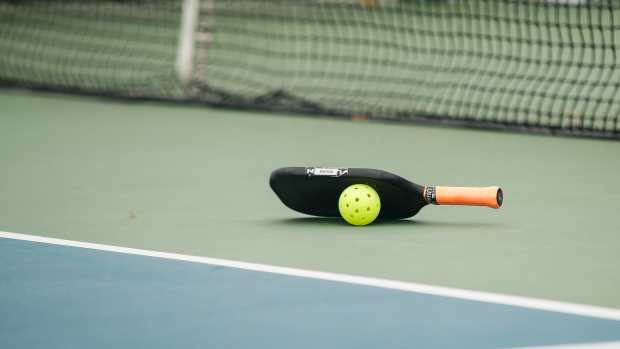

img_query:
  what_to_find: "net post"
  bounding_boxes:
[176,0,200,87]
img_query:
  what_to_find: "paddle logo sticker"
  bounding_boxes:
[306,167,349,177]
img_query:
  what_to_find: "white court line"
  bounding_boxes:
[2,230,620,321]
[507,340,620,349]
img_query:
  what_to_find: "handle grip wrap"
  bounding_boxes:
[426,186,503,209]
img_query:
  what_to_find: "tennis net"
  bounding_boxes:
[1,0,619,138]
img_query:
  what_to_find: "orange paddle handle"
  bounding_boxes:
[425,186,503,209]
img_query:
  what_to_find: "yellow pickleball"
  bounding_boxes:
[338,184,381,226]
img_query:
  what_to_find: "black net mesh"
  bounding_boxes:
[1,0,619,138]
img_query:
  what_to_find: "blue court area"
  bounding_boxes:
[2,235,620,349]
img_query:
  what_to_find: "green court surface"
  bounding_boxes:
[1,90,619,311]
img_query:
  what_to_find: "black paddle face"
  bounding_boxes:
[270,167,428,219]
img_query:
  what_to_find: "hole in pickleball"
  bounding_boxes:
[366,207,370,211]
[355,198,359,202]
[367,194,371,197]
[346,204,349,207]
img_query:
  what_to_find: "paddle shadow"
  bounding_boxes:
[270,217,502,229]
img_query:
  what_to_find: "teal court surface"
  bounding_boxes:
[1,91,620,348]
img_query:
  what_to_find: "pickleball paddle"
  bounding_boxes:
[270,167,502,219]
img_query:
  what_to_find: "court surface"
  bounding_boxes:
[1,90,620,348]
